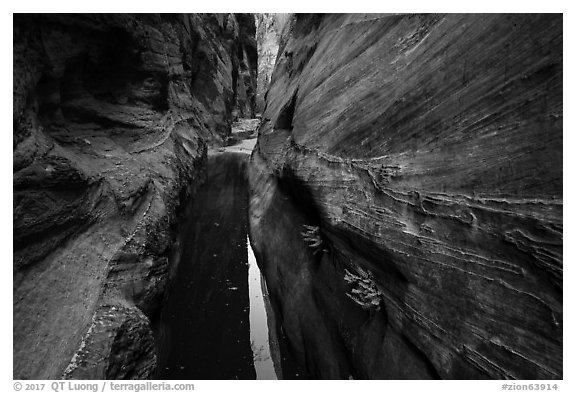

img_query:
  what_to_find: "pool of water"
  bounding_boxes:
[153,152,279,380]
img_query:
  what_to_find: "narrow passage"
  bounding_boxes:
[154,119,278,379]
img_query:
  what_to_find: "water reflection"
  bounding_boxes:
[247,236,278,380]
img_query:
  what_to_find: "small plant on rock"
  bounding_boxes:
[343,265,382,311]
[301,224,325,255]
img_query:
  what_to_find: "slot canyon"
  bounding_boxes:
[13,13,562,380]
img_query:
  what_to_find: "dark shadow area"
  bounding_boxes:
[276,165,322,228]
[274,91,297,130]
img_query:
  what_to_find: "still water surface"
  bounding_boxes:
[154,153,278,379]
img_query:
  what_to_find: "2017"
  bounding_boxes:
[25,384,45,391]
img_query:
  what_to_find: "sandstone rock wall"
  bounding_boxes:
[13,13,256,379]
[233,13,258,119]
[249,14,562,379]
[255,13,289,113]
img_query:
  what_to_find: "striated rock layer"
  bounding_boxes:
[13,13,257,379]
[249,14,562,379]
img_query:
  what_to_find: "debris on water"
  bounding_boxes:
[229,287,238,290]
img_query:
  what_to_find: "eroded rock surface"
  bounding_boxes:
[13,13,257,379]
[249,14,562,379]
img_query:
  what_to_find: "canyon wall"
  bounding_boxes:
[249,14,562,379]
[13,13,256,379]
[233,14,258,120]
[255,13,289,113]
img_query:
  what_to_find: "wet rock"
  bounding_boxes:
[249,14,562,379]
[13,13,257,379]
